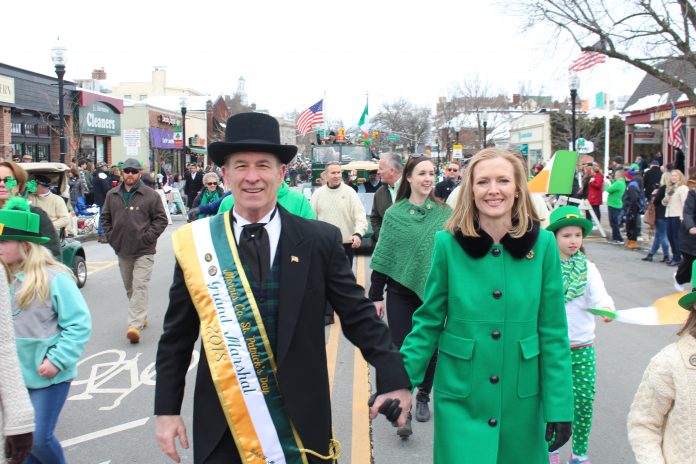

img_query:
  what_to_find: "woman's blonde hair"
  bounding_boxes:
[11,241,73,310]
[670,169,687,187]
[660,171,671,186]
[446,148,539,238]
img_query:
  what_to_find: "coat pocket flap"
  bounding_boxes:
[519,333,540,360]
[438,331,475,360]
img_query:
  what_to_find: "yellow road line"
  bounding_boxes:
[87,261,118,275]
[352,256,372,464]
[326,319,340,397]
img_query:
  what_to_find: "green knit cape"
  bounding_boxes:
[370,198,451,300]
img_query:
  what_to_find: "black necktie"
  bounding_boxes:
[239,222,270,283]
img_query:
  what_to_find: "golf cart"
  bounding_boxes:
[22,162,88,288]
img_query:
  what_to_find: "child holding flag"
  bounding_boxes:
[0,197,91,463]
[547,205,615,464]
[627,262,696,464]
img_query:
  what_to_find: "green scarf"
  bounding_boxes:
[561,251,587,303]
[370,198,451,300]
[200,188,220,207]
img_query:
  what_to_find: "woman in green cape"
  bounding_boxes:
[369,155,451,437]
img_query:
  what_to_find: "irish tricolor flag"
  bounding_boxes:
[357,101,369,138]
[527,150,578,194]
[604,292,690,325]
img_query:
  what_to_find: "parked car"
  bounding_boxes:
[22,162,88,288]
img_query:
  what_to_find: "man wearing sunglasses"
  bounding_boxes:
[101,158,168,344]
[434,161,460,201]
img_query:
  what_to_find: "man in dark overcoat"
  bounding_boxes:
[155,113,411,464]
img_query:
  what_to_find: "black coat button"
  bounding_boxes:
[491,331,501,340]
[492,248,501,257]
[490,375,499,384]
[258,297,266,303]
[488,418,498,427]
[493,290,502,299]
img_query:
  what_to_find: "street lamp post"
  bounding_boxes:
[51,41,67,164]
[482,109,489,149]
[179,96,188,168]
[569,73,580,151]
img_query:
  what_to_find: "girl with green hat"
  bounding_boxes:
[546,205,616,464]
[627,261,696,463]
[0,197,91,463]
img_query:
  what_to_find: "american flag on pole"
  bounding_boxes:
[569,40,607,72]
[296,99,324,136]
[669,102,684,149]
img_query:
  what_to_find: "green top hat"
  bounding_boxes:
[678,260,696,310]
[0,197,50,244]
[546,205,593,237]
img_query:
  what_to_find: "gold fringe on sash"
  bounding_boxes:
[300,434,342,463]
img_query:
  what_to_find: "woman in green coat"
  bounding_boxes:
[400,148,574,463]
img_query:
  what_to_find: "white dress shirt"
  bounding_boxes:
[231,207,281,268]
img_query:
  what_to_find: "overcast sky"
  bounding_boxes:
[3,0,643,125]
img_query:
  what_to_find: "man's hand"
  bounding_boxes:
[38,358,59,378]
[546,422,572,452]
[5,432,32,464]
[187,208,200,222]
[689,227,696,235]
[156,415,189,463]
[351,234,361,249]
[368,389,412,427]
[374,301,385,319]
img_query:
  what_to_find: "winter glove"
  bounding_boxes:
[546,422,572,452]
[187,208,200,222]
[5,432,32,464]
[368,393,402,425]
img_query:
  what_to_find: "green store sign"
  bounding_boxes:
[79,102,121,136]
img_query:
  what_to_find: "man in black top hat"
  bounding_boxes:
[155,112,411,464]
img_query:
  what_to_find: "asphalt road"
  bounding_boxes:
[56,221,681,463]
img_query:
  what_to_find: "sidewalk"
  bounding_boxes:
[587,205,652,252]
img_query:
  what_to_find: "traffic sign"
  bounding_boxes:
[387,135,401,141]
[453,144,463,159]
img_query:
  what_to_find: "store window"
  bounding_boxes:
[37,145,50,162]
[139,95,147,101]
[11,144,23,156]
[37,124,50,137]
[124,95,132,100]
[80,136,96,163]
[10,122,22,135]
[24,124,37,137]
[25,144,37,158]
[96,136,105,164]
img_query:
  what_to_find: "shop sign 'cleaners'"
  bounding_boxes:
[79,101,121,136]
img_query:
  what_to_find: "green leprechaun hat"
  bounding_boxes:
[678,260,696,310]
[546,205,593,237]
[0,197,50,244]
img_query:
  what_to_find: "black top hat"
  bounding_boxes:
[207,113,298,167]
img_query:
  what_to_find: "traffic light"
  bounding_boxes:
[372,131,379,139]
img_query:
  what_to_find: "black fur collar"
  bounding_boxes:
[453,221,540,259]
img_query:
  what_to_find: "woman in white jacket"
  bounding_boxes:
[663,169,689,266]
[627,262,696,464]
[0,262,34,464]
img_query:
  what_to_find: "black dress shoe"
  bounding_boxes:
[415,390,431,422]
[324,314,334,325]
[396,413,413,438]
[667,260,682,267]
[641,254,653,262]
[661,256,670,263]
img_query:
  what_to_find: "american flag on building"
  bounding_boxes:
[569,40,607,72]
[296,99,324,136]
[669,102,683,149]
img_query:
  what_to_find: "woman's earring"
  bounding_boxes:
[515,193,519,198]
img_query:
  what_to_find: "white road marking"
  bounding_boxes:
[61,417,149,448]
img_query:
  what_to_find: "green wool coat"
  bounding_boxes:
[401,225,573,464]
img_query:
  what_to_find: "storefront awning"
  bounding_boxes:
[189,147,207,155]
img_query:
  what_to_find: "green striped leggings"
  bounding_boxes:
[570,344,596,456]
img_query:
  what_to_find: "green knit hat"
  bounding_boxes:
[0,197,50,244]
[678,260,696,310]
[546,205,593,237]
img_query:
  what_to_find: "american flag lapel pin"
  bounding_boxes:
[291,255,299,263]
